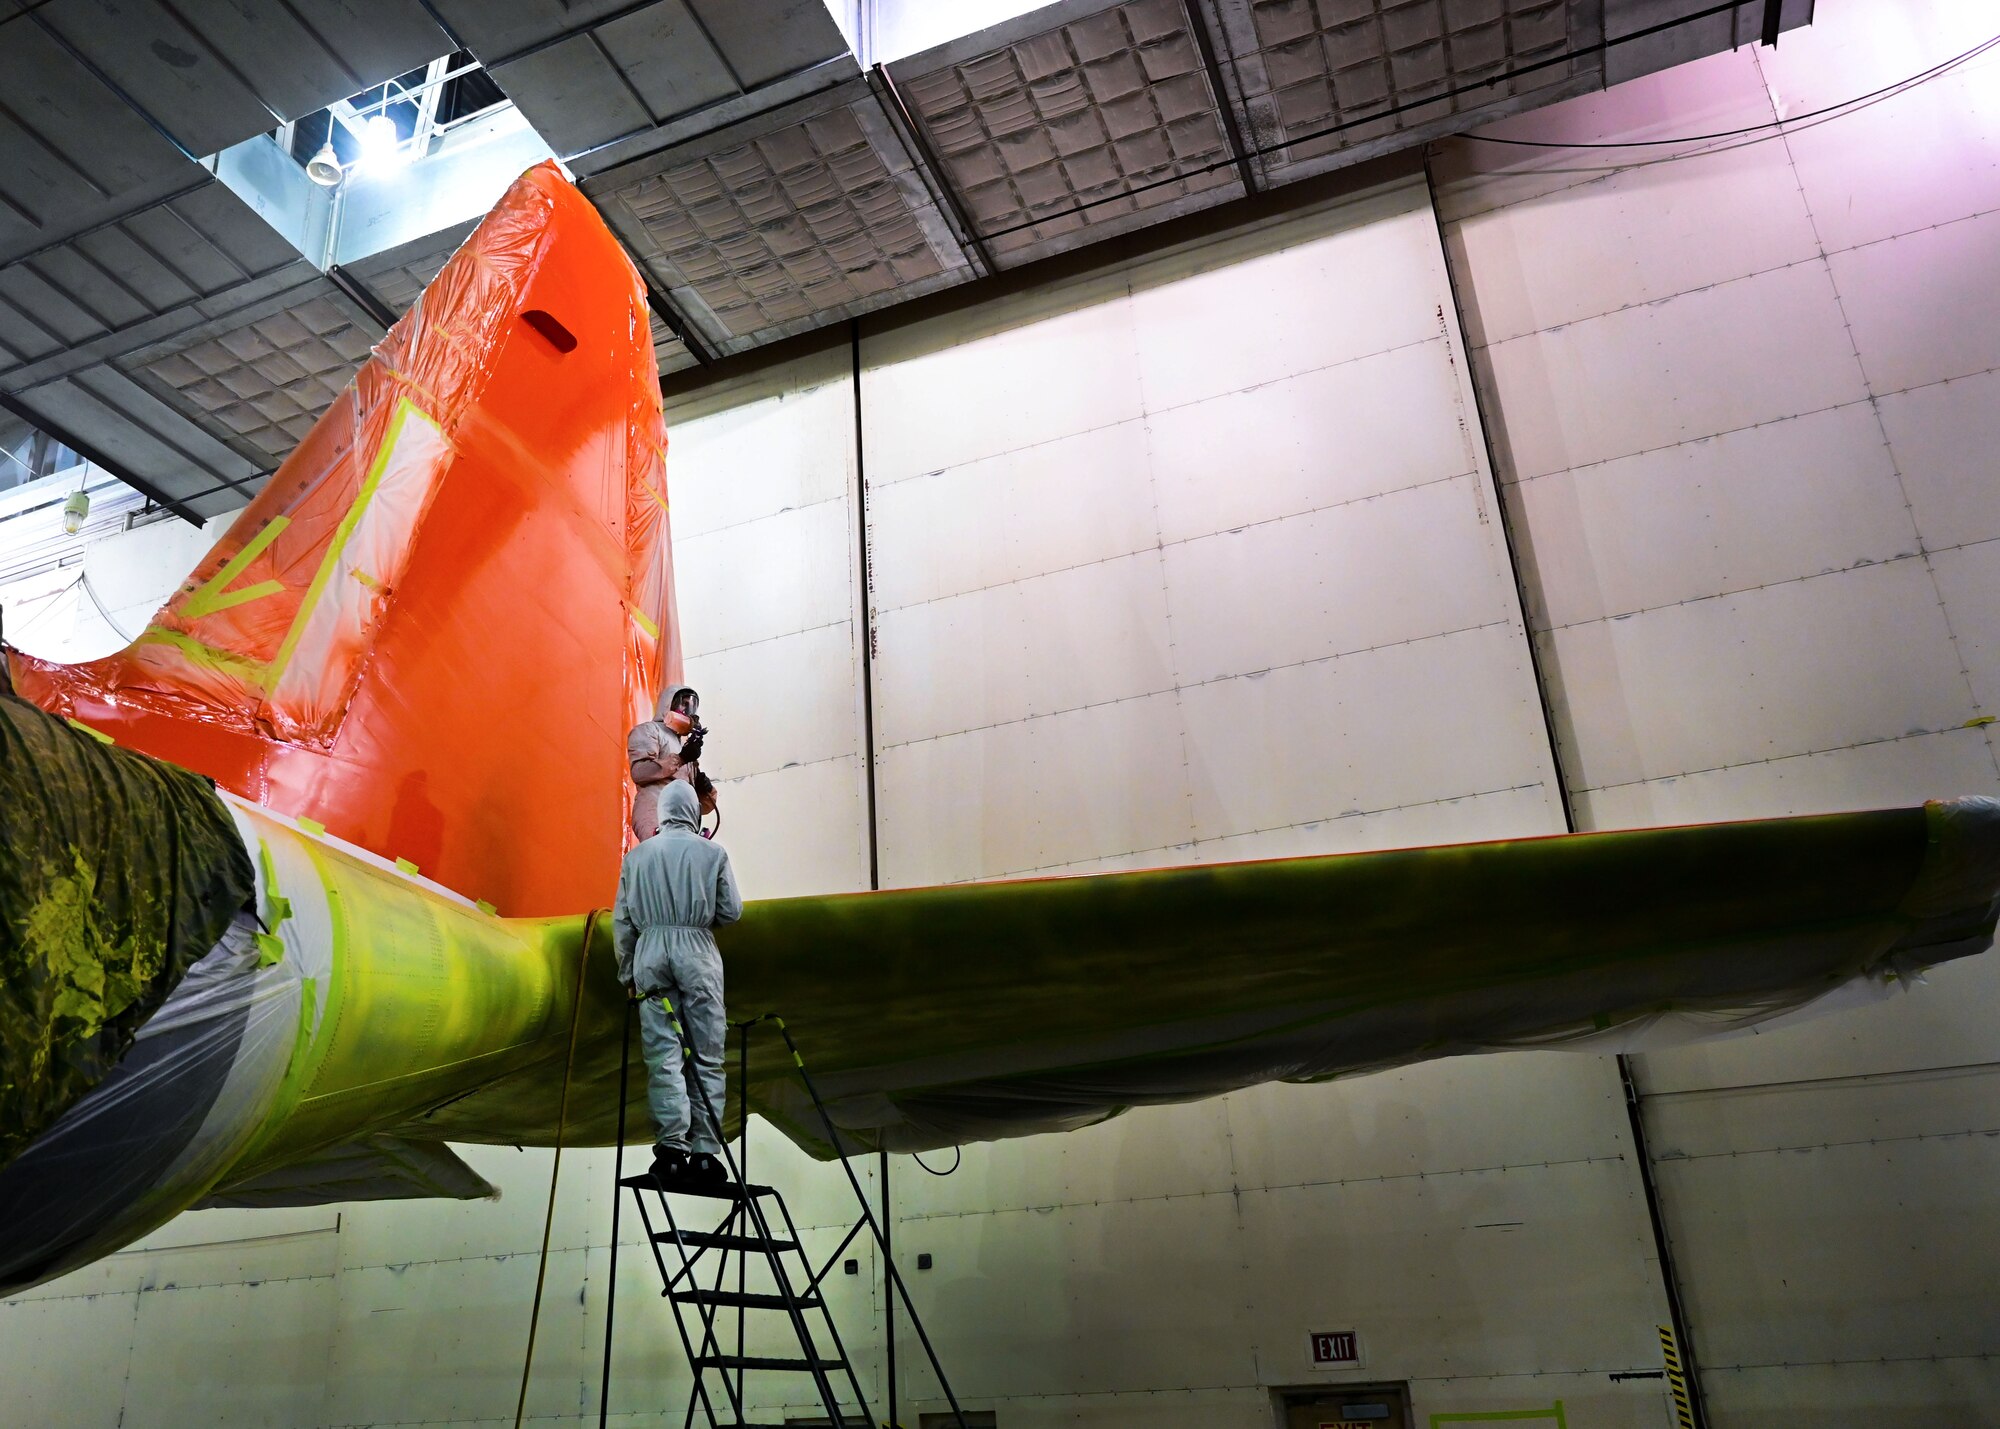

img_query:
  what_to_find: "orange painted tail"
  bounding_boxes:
[7,163,676,915]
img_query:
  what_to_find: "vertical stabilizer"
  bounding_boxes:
[7,163,676,915]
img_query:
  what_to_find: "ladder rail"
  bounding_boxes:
[661,1190,752,1427]
[677,1055,862,1427]
[806,1216,868,1295]
[764,1016,973,1429]
[630,1190,731,1428]
[766,1180,877,1429]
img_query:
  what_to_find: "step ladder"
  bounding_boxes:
[622,1170,873,1428]
[601,1013,970,1429]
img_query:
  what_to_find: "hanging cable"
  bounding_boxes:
[912,1144,962,1177]
[515,909,604,1429]
[1464,31,2000,149]
[78,572,137,643]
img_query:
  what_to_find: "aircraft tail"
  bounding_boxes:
[6,162,675,915]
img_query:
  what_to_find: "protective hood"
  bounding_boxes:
[660,780,701,834]
[656,685,698,723]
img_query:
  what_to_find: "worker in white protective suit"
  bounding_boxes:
[613,778,743,1186]
[628,684,715,840]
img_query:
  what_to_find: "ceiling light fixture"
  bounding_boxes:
[305,141,343,187]
[359,114,409,170]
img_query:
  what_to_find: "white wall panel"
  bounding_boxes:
[876,691,1193,884]
[1929,543,2000,716]
[1482,262,1868,482]
[1544,558,1974,791]
[1440,4,2000,1421]
[1127,193,1453,412]
[893,1195,1259,1395]
[1225,1055,1635,1188]
[1182,625,1558,844]
[1829,208,2000,397]
[863,273,1146,486]
[1642,1062,2000,1160]
[1702,1358,2000,1429]
[866,172,1564,899]
[1574,725,2000,830]
[1156,784,1563,868]
[320,1253,554,1425]
[1513,403,1917,631]
[1775,54,2000,257]
[684,621,868,778]
[0,1290,145,1425]
[868,421,1158,610]
[706,756,872,900]
[873,551,1177,748]
[1879,369,2000,552]
[124,1277,339,1429]
[1654,1135,2000,1364]
[674,498,858,659]
[1235,1160,1659,1380]
[1165,476,1514,684]
[1429,46,1778,226]
[1446,141,1820,350]
[663,353,854,541]
[1147,336,1475,542]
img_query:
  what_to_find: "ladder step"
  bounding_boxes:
[694,1353,846,1372]
[672,1288,823,1311]
[619,1173,775,1199]
[655,1229,797,1254]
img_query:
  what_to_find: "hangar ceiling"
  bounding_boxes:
[0,0,1806,522]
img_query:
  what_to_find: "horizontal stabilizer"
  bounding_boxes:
[419,799,2000,1158]
[198,1134,496,1209]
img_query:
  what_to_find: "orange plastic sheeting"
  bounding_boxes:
[9,163,677,916]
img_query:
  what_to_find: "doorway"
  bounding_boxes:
[1276,1383,1414,1429]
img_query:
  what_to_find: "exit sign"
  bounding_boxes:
[1311,1330,1360,1365]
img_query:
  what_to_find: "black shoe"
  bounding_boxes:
[648,1147,689,1185]
[688,1152,728,1187]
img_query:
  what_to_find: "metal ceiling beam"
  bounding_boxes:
[326,264,399,332]
[870,64,995,278]
[642,282,715,367]
[0,390,205,525]
[1761,0,1785,46]
[1183,0,1257,196]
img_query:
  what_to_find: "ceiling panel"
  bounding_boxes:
[0,17,208,264]
[8,365,263,519]
[587,80,974,353]
[888,0,1247,268]
[345,220,477,317]
[120,280,382,469]
[24,0,450,155]
[436,0,858,173]
[0,182,311,389]
[188,0,451,120]
[1210,0,1605,183]
[36,0,286,158]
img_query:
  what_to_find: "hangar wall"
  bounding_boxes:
[3,2,1995,1424]
[1434,0,2000,1421]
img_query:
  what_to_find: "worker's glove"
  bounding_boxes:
[678,726,705,763]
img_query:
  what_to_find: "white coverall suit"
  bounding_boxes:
[612,780,743,1156]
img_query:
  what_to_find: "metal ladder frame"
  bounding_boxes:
[600,1006,971,1428]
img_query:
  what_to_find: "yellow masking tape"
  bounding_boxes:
[180,515,291,619]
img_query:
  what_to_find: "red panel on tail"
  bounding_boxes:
[6,164,676,915]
